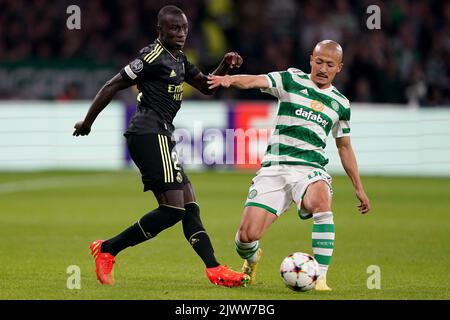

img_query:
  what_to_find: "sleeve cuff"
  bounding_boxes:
[266,74,276,88]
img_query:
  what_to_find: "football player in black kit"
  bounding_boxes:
[73,5,249,287]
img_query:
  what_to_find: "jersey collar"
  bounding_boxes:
[156,39,182,62]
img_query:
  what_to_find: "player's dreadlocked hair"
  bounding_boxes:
[157,5,185,26]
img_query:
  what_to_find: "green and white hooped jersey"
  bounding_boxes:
[261,68,351,170]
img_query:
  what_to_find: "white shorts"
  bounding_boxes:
[244,165,333,217]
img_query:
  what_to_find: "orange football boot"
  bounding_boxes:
[205,265,250,287]
[90,240,115,285]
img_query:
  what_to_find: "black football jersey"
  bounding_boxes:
[120,39,201,136]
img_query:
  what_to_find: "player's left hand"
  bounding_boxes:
[223,52,243,69]
[356,188,371,214]
[207,75,231,89]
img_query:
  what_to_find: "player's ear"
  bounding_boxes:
[337,62,343,73]
[309,55,313,67]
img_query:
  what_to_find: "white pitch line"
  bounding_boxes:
[0,174,120,195]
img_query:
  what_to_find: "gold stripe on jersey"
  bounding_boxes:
[143,44,160,62]
[147,46,164,63]
[144,47,156,60]
[144,46,161,62]
[162,136,174,182]
[158,134,169,183]
[144,45,163,63]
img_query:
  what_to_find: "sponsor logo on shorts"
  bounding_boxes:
[308,170,324,179]
[248,189,258,199]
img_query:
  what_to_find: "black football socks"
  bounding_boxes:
[101,205,185,256]
[182,203,220,268]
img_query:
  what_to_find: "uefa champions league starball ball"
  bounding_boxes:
[280,252,320,292]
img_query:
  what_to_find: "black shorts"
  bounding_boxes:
[126,133,190,194]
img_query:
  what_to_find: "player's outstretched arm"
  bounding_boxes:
[73,73,132,136]
[207,74,270,90]
[336,136,371,214]
[187,52,243,95]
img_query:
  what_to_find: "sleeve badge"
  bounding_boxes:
[130,59,143,73]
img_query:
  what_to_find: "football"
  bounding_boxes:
[280,252,320,292]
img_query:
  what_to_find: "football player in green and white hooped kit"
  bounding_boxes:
[207,40,371,291]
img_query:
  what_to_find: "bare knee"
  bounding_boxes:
[303,181,332,213]
[237,206,277,243]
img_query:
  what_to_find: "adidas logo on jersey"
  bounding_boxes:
[170,70,177,77]
[300,89,308,96]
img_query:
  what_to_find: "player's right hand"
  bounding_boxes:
[73,121,91,136]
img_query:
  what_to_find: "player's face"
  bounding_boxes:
[159,14,189,50]
[309,49,343,89]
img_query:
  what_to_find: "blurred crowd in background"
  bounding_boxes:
[0,0,449,106]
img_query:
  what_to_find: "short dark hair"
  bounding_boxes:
[157,5,184,26]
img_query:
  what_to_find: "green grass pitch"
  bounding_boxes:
[0,170,449,300]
